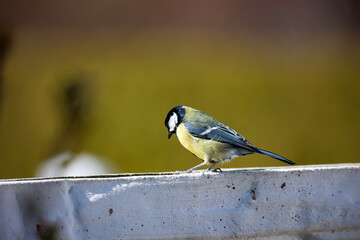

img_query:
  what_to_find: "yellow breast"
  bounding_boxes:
[176,123,227,164]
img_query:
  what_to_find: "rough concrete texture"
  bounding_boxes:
[0,163,359,240]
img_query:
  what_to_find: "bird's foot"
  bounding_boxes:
[174,170,204,174]
[210,168,222,172]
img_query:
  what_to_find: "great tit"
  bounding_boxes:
[165,105,295,172]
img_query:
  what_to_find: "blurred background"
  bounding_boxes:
[0,0,359,179]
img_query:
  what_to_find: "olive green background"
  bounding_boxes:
[0,29,358,179]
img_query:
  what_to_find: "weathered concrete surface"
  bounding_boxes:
[0,163,359,240]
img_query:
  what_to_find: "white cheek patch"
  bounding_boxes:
[168,112,178,132]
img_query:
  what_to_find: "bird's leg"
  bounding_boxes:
[207,162,221,172]
[186,162,207,173]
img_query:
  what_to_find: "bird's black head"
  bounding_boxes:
[165,105,185,139]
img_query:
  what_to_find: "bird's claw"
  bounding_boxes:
[210,168,222,172]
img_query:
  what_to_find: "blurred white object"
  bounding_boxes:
[35,76,119,178]
[36,151,112,177]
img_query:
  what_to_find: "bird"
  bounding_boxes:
[165,105,295,172]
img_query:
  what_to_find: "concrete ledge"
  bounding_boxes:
[1,164,360,240]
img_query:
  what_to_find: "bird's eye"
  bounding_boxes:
[168,112,178,131]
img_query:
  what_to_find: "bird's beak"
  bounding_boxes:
[168,132,173,139]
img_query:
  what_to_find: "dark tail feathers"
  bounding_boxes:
[256,148,295,165]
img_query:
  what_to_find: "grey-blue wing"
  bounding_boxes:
[184,122,256,152]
